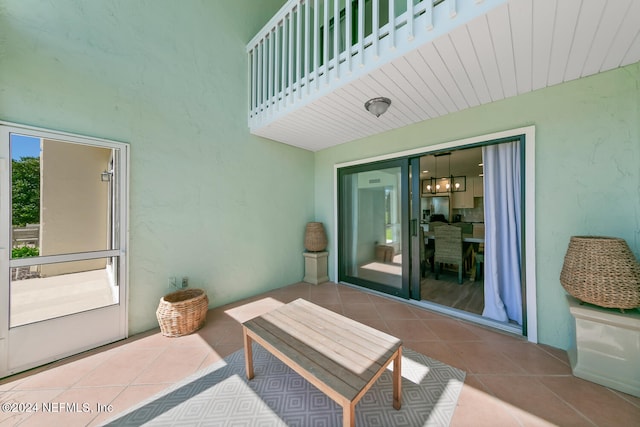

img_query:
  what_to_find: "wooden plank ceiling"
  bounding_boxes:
[252,0,640,152]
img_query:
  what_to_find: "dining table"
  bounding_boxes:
[424,232,484,244]
[424,232,485,281]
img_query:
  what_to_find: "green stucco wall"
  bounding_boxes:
[1,1,638,350]
[0,0,314,334]
[314,62,640,350]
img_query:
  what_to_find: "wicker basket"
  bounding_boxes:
[560,236,640,309]
[156,288,209,337]
[304,222,327,252]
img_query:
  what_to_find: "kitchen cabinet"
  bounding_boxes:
[452,177,483,208]
[452,188,474,208]
[473,176,484,197]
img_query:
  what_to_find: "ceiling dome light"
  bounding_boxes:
[364,97,391,117]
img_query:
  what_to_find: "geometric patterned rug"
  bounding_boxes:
[103,344,465,426]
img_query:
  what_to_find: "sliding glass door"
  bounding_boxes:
[337,159,411,298]
[336,131,531,337]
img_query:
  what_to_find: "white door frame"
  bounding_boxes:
[0,121,129,377]
[334,126,537,343]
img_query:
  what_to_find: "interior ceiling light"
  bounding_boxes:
[425,152,467,194]
[364,97,391,117]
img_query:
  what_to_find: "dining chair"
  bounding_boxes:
[452,222,473,234]
[475,242,485,279]
[434,224,464,284]
[428,221,447,232]
[419,228,435,277]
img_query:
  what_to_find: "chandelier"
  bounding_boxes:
[424,153,466,194]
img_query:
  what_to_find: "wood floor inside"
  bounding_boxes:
[355,257,485,315]
[420,269,484,315]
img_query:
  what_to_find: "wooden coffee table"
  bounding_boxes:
[242,298,402,427]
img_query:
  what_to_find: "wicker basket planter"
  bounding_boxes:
[156,288,209,337]
[560,236,640,310]
[304,222,327,252]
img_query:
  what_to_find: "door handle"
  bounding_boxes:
[411,219,418,237]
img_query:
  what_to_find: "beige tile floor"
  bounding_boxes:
[1,282,639,426]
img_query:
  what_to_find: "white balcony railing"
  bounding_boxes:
[247,0,457,131]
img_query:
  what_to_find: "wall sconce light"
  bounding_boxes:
[101,170,113,182]
[364,97,391,117]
